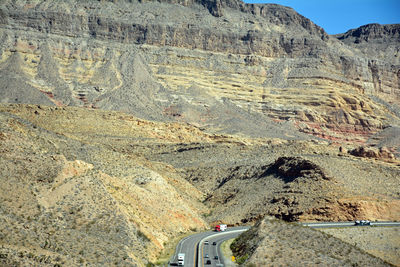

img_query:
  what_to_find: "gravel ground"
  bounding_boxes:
[320,227,400,266]
[220,238,236,267]
[231,218,391,266]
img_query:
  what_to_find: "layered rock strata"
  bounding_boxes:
[0,0,399,146]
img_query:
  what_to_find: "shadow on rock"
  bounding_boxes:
[264,156,331,183]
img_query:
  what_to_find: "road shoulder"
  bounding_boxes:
[220,238,237,267]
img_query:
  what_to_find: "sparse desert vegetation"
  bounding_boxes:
[0,105,210,266]
[231,218,392,266]
[0,0,399,265]
[321,227,400,266]
[0,104,399,265]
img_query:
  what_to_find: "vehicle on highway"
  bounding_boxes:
[212,241,217,245]
[206,259,211,265]
[178,253,185,266]
[205,253,209,258]
[204,240,209,245]
[214,255,219,260]
[355,220,371,226]
[214,224,227,232]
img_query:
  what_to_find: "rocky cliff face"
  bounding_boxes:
[0,1,400,266]
[335,23,400,100]
[336,23,400,46]
[1,0,399,148]
[1,0,327,56]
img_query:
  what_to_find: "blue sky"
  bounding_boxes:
[243,0,400,34]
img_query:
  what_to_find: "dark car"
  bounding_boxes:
[355,220,371,226]
[212,241,217,245]
[214,255,219,260]
[206,260,211,265]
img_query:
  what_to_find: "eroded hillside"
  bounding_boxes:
[0,104,211,266]
[0,0,400,266]
[231,217,391,266]
[0,0,399,149]
[0,104,399,265]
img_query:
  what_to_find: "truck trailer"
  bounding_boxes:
[178,253,185,266]
[214,224,227,232]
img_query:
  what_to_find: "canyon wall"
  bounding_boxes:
[0,0,399,146]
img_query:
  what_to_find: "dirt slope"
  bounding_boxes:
[0,0,399,265]
[0,104,209,266]
[231,217,391,266]
[1,104,399,265]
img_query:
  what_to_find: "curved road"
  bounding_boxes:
[170,221,400,266]
[198,228,249,267]
[201,234,233,266]
[169,227,249,267]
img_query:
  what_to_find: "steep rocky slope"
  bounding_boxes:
[321,227,400,266]
[0,0,399,147]
[0,0,400,265]
[335,23,400,65]
[1,103,399,265]
[231,217,391,266]
[0,104,210,266]
[148,136,400,224]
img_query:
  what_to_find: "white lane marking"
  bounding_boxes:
[179,236,190,251]
[210,235,228,265]
[198,229,249,267]
[303,222,400,228]
[173,235,191,263]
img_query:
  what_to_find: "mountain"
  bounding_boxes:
[1,0,399,146]
[0,0,399,266]
[2,103,399,266]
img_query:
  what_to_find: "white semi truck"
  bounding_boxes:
[178,253,185,266]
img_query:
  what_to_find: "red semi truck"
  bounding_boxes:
[214,224,227,232]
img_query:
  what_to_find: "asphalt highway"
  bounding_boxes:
[169,227,249,267]
[169,221,400,266]
[302,221,400,228]
[197,227,249,267]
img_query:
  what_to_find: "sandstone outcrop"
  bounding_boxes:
[149,138,400,224]
[349,146,395,160]
[1,0,400,265]
[0,0,399,149]
[1,104,400,265]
